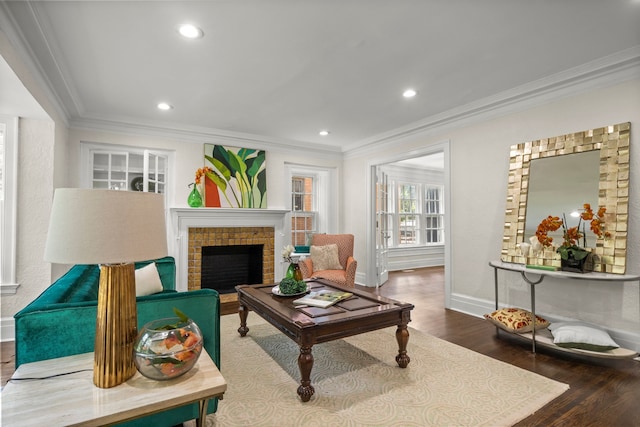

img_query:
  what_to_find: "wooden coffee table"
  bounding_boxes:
[236,279,414,402]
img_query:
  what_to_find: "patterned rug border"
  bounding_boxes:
[204,314,569,427]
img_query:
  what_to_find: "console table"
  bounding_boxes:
[489,260,640,358]
[1,350,226,426]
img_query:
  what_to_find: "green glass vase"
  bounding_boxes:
[187,185,203,207]
[285,263,303,281]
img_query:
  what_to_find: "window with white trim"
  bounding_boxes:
[424,185,444,243]
[390,182,444,247]
[285,164,336,247]
[291,176,316,246]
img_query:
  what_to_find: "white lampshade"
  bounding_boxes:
[44,188,168,264]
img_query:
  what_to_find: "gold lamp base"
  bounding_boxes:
[93,263,138,388]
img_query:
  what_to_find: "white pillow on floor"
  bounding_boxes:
[549,321,619,352]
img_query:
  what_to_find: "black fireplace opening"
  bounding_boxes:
[201,244,263,294]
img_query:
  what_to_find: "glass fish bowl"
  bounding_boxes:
[134,317,203,380]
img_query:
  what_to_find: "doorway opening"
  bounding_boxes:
[368,141,451,308]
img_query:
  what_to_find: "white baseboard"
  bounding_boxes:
[1,317,15,342]
[449,293,640,354]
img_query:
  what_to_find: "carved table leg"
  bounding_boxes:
[395,324,410,368]
[297,345,315,402]
[238,303,249,337]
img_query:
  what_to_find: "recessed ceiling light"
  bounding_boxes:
[157,102,173,111]
[403,89,417,98]
[319,130,330,136]
[178,24,204,39]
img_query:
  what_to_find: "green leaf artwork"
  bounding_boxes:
[203,144,267,208]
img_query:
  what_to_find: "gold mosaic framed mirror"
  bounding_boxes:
[500,122,630,274]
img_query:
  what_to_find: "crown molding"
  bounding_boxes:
[0,2,70,126]
[70,115,343,156]
[344,46,640,158]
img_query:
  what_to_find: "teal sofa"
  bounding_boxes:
[14,256,221,427]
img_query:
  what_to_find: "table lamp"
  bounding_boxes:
[44,188,168,388]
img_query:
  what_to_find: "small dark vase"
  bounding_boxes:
[560,249,592,273]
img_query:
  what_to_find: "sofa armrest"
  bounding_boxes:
[14,289,220,369]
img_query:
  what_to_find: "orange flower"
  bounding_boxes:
[535,215,563,247]
[194,166,212,185]
[581,203,594,220]
[564,226,582,246]
[535,203,610,248]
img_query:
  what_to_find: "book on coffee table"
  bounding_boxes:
[293,290,353,308]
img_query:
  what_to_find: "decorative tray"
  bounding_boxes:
[271,285,308,297]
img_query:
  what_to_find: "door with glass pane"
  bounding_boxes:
[146,152,166,194]
[375,166,390,285]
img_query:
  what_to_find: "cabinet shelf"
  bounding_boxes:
[489,260,640,360]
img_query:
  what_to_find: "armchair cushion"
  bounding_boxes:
[310,244,342,270]
[299,234,357,288]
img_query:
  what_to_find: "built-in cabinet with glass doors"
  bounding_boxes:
[85,144,168,196]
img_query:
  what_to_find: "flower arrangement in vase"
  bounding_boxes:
[535,203,610,273]
[282,244,302,281]
[187,167,212,207]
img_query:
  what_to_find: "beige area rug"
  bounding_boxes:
[204,314,568,427]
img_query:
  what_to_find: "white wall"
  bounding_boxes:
[1,28,69,341]
[0,119,55,324]
[344,78,640,350]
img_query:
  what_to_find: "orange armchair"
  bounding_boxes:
[299,234,357,288]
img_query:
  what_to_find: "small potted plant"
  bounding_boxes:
[535,203,610,273]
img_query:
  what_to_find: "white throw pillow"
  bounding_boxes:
[549,321,619,352]
[310,244,343,271]
[135,262,163,296]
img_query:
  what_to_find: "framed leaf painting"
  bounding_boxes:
[203,144,267,208]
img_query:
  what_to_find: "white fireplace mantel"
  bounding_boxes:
[169,208,290,292]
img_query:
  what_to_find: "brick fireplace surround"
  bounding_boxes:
[187,226,274,291]
[169,208,289,292]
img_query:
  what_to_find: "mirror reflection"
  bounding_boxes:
[525,151,600,248]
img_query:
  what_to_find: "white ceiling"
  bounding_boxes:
[2,1,640,152]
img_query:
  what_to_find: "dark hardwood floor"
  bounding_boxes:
[2,267,639,426]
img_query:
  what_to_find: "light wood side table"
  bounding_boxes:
[1,349,226,427]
